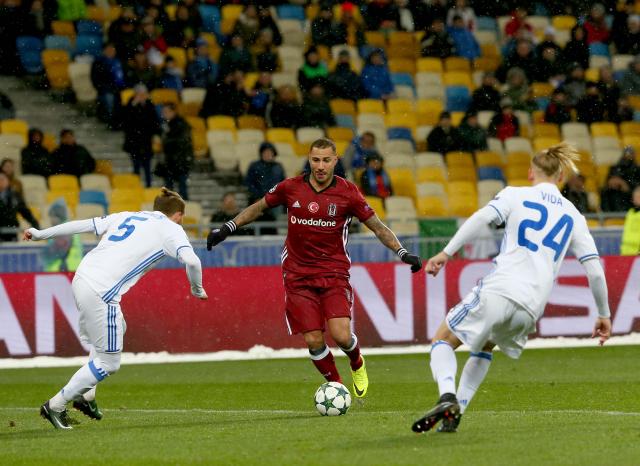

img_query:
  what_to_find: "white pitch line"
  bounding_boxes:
[0,407,638,416]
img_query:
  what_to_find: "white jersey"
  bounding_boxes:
[75,211,192,303]
[483,182,599,319]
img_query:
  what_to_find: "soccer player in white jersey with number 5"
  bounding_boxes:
[23,188,207,430]
[412,143,612,434]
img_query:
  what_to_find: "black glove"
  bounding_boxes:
[397,247,423,273]
[206,221,237,251]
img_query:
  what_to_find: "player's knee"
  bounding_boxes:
[482,342,495,352]
[94,352,121,375]
[303,331,325,350]
[332,330,352,349]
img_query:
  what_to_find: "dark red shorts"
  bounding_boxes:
[284,275,354,335]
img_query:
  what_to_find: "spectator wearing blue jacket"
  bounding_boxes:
[186,38,218,88]
[159,55,184,92]
[447,15,480,60]
[360,49,395,100]
[90,43,126,128]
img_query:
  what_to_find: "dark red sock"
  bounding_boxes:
[310,347,342,383]
[341,336,363,371]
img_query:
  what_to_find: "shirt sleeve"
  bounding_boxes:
[92,213,123,236]
[163,225,193,260]
[486,187,514,225]
[569,215,600,263]
[349,184,376,222]
[263,179,288,208]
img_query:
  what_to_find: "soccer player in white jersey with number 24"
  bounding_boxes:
[412,143,612,434]
[24,188,207,430]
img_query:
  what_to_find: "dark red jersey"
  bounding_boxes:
[264,174,376,279]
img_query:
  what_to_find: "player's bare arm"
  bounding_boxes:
[207,198,269,250]
[364,215,423,273]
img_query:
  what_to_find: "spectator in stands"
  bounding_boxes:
[488,98,520,141]
[562,25,590,72]
[327,49,364,101]
[22,0,56,38]
[576,81,606,124]
[386,0,415,32]
[126,47,157,89]
[504,7,532,39]
[535,45,564,84]
[185,39,217,88]
[601,146,640,212]
[122,84,161,188]
[140,16,168,67]
[0,0,23,74]
[0,171,39,242]
[181,0,202,29]
[158,55,184,92]
[253,29,280,73]
[333,2,366,46]
[544,89,573,125]
[42,199,83,272]
[233,4,260,46]
[458,110,488,153]
[210,192,253,236]
[257,5,282,46]
[0,90,15,120]
[360,49,395,100]
[469,72,501,112]
[51,129,96,178]
[427,111,461,154]
[57,0,85,22]
[360,153,392,199]
[108,9,140,64]
[218,34,254,77]
[612,97,634,123]
[311,5,340,47]
[496,39,537,83]
[160,103,192,200]
[91,43,126,129]
[610,146,640,189]
[247,72,274,118]
[620,186,640,254]
[503,67,537,113]
[447,15,479,60]
[21,128,52,177]
[145,0,170,31]
[561,63,587,106]
[298,46,328,94]
[301,84,335,128]
[410,0,447,32]
[620,55,640,96]
[420,18,456,58]
[200,70,248,118]
[597,65,621,120]
[446,0,476,30]
[535,26,562,58]
[561,174,590,214]
[343,131,382,169]
[1,158,22,194]
[245,142,285,205]
[583,3,610,45]
[268,84,302,128]
[617,15,640,55]
[164,2,200,49]
[612,0,636,53]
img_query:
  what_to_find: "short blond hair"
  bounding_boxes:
[532,142,580,178]
[153,187,185,216]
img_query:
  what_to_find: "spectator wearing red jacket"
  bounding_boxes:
[584,3,610,45]
[488,98,520,141]
[504,7,532,38]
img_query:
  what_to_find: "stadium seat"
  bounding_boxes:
[385,195,417,218]
[417,182,446,199]
[533,122,560,138]
[330,99,357,117]
[591,122,618,137]
[51,20,75,39]
[477,166,505,181]
[0,119,29,143]
[477,179,505,205]
[417,57,443,73]
[111,189,143,205]
[592,136,621,151]
[504,137,532,154]
[266,128,296,144]
[207,115,236,131]
[296,127,324,143]
[445,86,471,112]
[473,57,499,72]
[326,127,354,142]
[80,174,111,194]
[612,54,634,72]
[445,151,474,168]
[364,196,386,219]
[167,47,188,71]
[415,151,445,168]
[75,34,102,57]
[236,129,264,143]
[357,99,385,114]
[448,165,476,182]
[45,63,71,89]
[619,121,640,136]
[387,168,416,198]
[119,88,134,105]
[76,203,106,220]
[445,57,471,72]
[112,174,142,190]
[44,35,73,54]
[41,49,69,67]
[76,20,102,35]
[477,16,497,31]
[207,130,235,147]
[79,190,108,213]
[475,30,497,45]
[388,58,415,74]
[589,42,610,57]
[387,98,415,114]
[416,196,446,216]
[552,15,577,30]
[448,195,477,217]
[561,122,590,139]
[109,201,142,214]
[47,190,79,209]
[416,166,446,184]
[20,174,47,192]
[16,36,44,74]
[150,88,179,105]
[199,5,221,34]
[237,115,266,130]
[476,151,503,168]
[391,73,415,90]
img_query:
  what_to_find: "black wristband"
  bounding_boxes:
[396,247,408,259]
[224,220,237,235]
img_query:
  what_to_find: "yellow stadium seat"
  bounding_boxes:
[46,190,79,208]
[365,31,386,48]
[237,115,266,130]
[365,196,386,219]
[586,218,600,228]
[445,57,471,72]
[207,115,236,130]
[533,137,561,152]
[417,57,443,73]
[336,140,349,156]
[222,4,243,21]
[451,112,465,127]
[448,195,478,217]
[330,99,357,116]
[389,31,415,47]
[143,188,161,203]
[585,68,600,82]
[386,113,417,130]
[443,71,473,89]
[596,165,610,186]
[165,4,176,20]
[166,47,188,71]
[448,166,476,182]
[192,129,208,158]
[220,18,236,35]
[45,63,71,89]
[357,99,385,114]
[552,15,577,30]
[591,122,618,137]
[0,119,29,141]
[388,58,416,74]
[620,121,640,136]
[604,218,625,227]
[628,95,640,110]
[473,57,499,72]
[476,151,503,168]
[111,188,143,205]
[533,122,561,138]
[506,151,531,166]
[185,116,206,132]
[416,167,446,184]
[266,128,296,143]
[532,82,554,98]
[417,99,444,114]
[387,98,415,114]
[480,43,499,57]
[43,133,57,152]
[86,5,107,23]
[42,49,70,67]
[51,20,75,39]
[623,134,640,148]
[112,174,142,190]
[180,102,202,117]
[326,127,354,142]
[94,160,113,179]
[509,179,531,187]
[446,151,474,168]
[49,174,79,191]
[505,164,530,181]
[109,201,142,214]
[387,168,416,198]
[447,181,476,196]
[416,196,447,216]
[120,88,134,105]
[150,88,180,105]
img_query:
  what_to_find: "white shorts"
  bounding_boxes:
[72,275,126,354]
[446,287,536,359]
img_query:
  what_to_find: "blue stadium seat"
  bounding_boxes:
[391,73,414,89]
[477,17,498,32]
[16,36,44,74]
[445,86,471,112]
[387,127,414,143]
[79,190,108,212]
[478,166,505,182]
[614,70,625,82]
[276,5,305,21]
[76,20,102,36]
[335,114,355,129]
[75,34,102,58]
[199,5,221,35]
[589,42,610,57]
[44,35,73,54]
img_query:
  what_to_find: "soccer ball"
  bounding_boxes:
[314,382,352,416]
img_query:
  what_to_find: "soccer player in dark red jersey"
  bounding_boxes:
[207,138,422,397]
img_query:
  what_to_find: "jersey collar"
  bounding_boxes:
[304,173,337,194]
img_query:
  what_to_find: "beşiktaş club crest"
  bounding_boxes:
[328,203,337,217]
[308,201,319,213]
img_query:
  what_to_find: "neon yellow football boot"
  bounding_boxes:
[351,356,368,398]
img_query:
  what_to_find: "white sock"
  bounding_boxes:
[84,347,97,401]
[457,352,492,414]
[429,340,457,396]
[49,356,112,412]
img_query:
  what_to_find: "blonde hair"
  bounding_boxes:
[153,187,185,216]
[531,142,580,179]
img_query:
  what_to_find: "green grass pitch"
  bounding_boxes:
[1,346,638,465]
